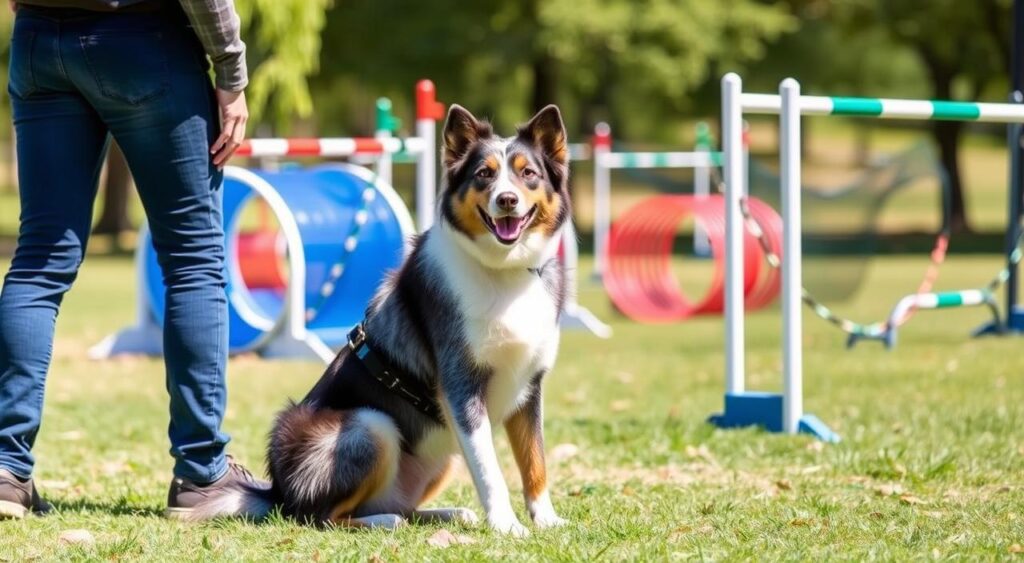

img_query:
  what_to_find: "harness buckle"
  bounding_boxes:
[347,323,366,349]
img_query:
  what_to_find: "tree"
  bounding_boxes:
[844,0,1012,233]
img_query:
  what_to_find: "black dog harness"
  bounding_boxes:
[347,324,445,424]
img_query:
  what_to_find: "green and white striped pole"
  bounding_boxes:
[741,93,1024,123]
[884,290,999,348]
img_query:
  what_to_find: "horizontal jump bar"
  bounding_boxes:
[236,137,427,158]
[741,93,1024,123]
[598,151,721,169]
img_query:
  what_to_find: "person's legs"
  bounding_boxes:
[62,13,231,483]
[0,11,110,480]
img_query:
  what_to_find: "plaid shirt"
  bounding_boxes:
[178,0,248,92]
[17,0,248,91]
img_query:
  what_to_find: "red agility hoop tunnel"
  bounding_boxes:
[603,194,782,322]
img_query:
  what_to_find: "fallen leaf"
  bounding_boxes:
[801,465,825,475]
[621,485,636,496]
[59,529,95,547]
[275,538,295,548]
[998,485,1012,494]
[368,554,385,563]
[923,511,944,518]
[899,494,928,506]
[789,518,812,527]
[805,442,825,453]
[1009,544,1023,554]
[869,512,884,519]
[57,430,84,442]
[684,445,714,462]
[615,371,634,384]
[100,461,131,476]
[426,530,475,548]
[775,479,793,491]
[875,484,904,497]
[38,480,71,490]
[610,400,631,412]
[550,443,579,463]
[669,524,693,538]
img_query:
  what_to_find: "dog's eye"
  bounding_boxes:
[522,168,538,180]
[475,168,495,181]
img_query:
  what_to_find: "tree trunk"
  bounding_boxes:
[934,120,968,233]
[919,48,970,233]
[530,50,559,112]
[92,141,134,237]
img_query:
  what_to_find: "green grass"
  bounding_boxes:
[0,253,1022,561]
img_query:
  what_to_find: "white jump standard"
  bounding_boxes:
[710,73,1024,441]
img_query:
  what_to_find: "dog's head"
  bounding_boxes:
[439,104,571,269]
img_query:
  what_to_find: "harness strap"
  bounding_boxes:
[347,324,445,424]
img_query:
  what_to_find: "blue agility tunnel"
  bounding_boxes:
[111,163,413,362]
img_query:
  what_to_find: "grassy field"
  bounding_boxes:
[0,252,1022,561]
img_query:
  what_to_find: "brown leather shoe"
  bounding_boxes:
[165,456,268,520]
[0,468,51,520]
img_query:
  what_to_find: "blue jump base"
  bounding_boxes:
[973,305,1024,336]
[708,391,840,442]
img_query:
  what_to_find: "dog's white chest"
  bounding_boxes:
[465,277,559,418]
[467,279,554,360]
[428,229,561,419]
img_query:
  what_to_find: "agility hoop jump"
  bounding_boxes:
[711,73,1024,441]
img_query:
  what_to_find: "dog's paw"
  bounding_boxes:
[488,516,530,537]
[532,512,567,529]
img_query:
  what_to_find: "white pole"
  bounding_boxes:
[415,117,435,232]
[742,120,750,196]
[722,73,745,395]
[693,152,711,257]
[780,78,803,434]
[415,80,441,233]
[375,128,393,187]
[593,122,612,279]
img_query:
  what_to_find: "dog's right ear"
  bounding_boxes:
[443,104,491,170]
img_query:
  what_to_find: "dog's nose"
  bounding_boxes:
[497,192,519,211]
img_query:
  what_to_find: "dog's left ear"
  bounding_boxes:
[518,105,569,190]
[519,105,569,166]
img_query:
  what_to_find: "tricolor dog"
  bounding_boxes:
[190,105,572,536]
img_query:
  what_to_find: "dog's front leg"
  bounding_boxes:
[443,382,529,537]
[504,374,566,529]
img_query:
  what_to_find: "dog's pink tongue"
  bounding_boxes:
[495,216,523,240]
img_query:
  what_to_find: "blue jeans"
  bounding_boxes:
[0,7,230,483]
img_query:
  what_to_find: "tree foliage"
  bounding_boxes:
[235,0,334,132]
[316,0,795,141]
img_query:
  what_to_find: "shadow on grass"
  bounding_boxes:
[49,497,163,518]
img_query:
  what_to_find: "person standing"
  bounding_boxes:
[0,0,264,520]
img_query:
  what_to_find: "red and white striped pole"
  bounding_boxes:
[235,137,423,158]
[416,80,446,231]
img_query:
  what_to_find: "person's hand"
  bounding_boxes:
[211,88,248,168]
[9,1,17,12]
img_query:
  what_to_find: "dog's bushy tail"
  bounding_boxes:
[182,483,279,522]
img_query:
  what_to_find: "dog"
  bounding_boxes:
[189,104,572,536]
